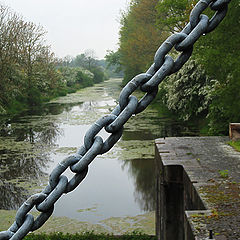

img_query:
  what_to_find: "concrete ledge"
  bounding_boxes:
[155,136,240,240]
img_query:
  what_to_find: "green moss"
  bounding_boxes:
[227,140,240,152]
[195,181,240,238]
[218,169,229,178]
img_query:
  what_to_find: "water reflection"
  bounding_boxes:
[0,111,63,209]
[0,181,28,210]
[119,102,199,214]
[121,158,156,212]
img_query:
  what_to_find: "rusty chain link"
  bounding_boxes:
[0,0,231,239]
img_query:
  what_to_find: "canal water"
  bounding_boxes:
[0,78,199,234]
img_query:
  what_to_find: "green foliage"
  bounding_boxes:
[160,60,216,121]
[118,0,166,85]
[91,66,106,83]
[218,169,229,178]
[59,53,107,85]
[193,0,240,134]
[194,0,240,84]
[207,79,240,135]
[0,4,63,113]
[156,0,196,33]
[155,0,239,134]
[58,66,95,89]
[117,0,239,135]
[105,50,124,78]
[227,140,240,152]
[24,232,156,240]
[105,50,121,71]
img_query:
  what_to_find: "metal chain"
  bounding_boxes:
[0,0,231,239]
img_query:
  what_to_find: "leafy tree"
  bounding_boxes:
[0,3,109,114]
[0,5,24,107]
[160,60,216,121]
[156,0,196,33]
[193,0,240,134]
[0,3,63,111]
[119,0,167,85]
[90,66,105,83]
[76,69,94,87]
[58,66,95,88]
[155,0,239,134]
[105,50,122,73]
[104,50,124,78]
[84,49,97,70]
[71,54,87,68]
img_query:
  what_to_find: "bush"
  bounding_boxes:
[160,60,216,121]
[90,67,106,83]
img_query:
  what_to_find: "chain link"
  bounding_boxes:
[0,0,231,239]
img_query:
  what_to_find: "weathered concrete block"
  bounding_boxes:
[155,136,240,240]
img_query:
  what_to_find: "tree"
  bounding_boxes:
[160,60,216,121]
[72,54,86,68]
[84,49,97,70]
[0,3,61,111]
[156,0,196,33]
[155,0,239,134]
[118,0,167,85]
[193,0,240,134]
[0,5,23,106]
[105,50,122,73]
[19,22,47,105]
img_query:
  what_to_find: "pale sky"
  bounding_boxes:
[1,0,129,59]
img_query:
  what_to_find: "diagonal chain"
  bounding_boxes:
[0,0,231,239]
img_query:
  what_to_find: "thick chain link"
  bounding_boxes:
[0,0,231,239]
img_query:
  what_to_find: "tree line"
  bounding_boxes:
[0,4,110,115]
[105,0,240,135]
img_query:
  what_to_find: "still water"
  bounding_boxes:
[0,78,199,232]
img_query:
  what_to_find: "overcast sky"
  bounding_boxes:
[1,0,129,59]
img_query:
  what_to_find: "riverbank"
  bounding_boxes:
[0,80,100,116]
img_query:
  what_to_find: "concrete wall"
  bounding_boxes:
[155,138,211,240]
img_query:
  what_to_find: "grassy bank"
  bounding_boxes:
[24,232,156,240]
[2,80,101,116]
[227,140,240,152]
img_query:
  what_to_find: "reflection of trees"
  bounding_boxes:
[122,158,156,212]
[122,130,155,141]
[0,110,63,210]
[154,119,199,138]
[22,101,84,116]
[0,182,29,210]
[119,113,199,213]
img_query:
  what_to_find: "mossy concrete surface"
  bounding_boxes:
[155,136,240,240]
